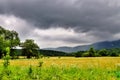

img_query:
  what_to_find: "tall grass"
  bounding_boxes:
[0,65,119,80]
[0,57,119,80]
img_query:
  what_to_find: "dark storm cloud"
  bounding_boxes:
[0,0,120,46]
[0,0,120,33]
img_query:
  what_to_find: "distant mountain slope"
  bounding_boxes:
[43,39,120,53]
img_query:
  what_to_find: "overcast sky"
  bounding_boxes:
[0,0,120,48]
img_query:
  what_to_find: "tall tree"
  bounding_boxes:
[0,26,20,58]
[21,39,39,58]
[88,47,96,57]
[5,30,20,48]
[0,26,20,48]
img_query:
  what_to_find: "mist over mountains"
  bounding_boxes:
[43,39,120,52]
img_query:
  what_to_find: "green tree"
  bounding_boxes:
[98,49,108,56]
[0,26,20,48]
[109,51,118,56]
[0,26,20,58]
[88,47,96,57]
[0,36,7,58]
[0,35,11,57]
[21,39,39,58]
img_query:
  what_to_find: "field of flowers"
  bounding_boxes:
[0,57,119,68]
[0,57,120,80]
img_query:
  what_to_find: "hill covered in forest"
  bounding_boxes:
[43,39,120,52]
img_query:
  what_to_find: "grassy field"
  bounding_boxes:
[0,57,120,80]
[0,57,119,68]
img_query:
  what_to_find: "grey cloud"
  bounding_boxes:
[0,0,120,33]
[0,0,120,47]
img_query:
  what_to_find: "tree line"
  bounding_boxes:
[73,47,120,57]
[0,26,39,59]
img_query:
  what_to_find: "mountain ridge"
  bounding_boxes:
[43,39,120,52]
